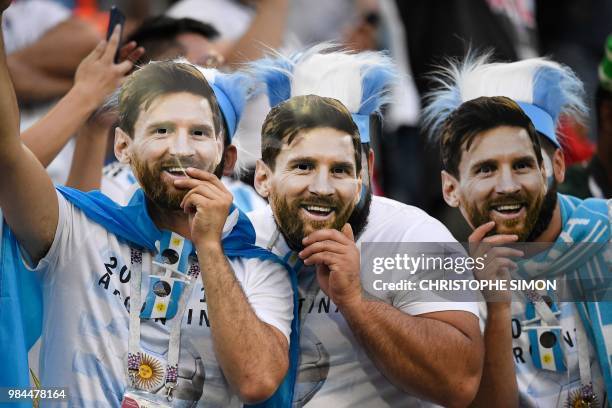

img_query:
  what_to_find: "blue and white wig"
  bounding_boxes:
[422,53,587,148]
[250,43,398,143]
[195,65,254,141]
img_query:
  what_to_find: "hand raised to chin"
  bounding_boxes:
[469,221,524,302]
[299,224,362,308]
[174,167,233,246]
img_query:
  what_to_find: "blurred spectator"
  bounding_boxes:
[21,27,141,168]
[537,0,612,141]
[285,0,379,51]
[167,0,253,43]
[69,15,225,184]
[167,0,288,66]
[286,0,357,45]
[399,0,538,98]
[371,0,421,198]
[2,1,99,105]
[166,0,290,180]
[378,0,540,240]
[560,34,612,198]
[535,0,612,168]
[125,15,222,66]
[2,0,100,184]
[70,15,224,189]
[66,15,267,212]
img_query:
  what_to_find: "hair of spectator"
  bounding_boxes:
[440,96,543,178]
[118,61,223,139]
[126,16,220,63]
[261,94,362,173]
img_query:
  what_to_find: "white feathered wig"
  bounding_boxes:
[423,53,587,148]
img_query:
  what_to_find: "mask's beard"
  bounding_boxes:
[465,188,545,242]
[526,181,558,242]
[131,149,226,211]
[132,157,185,210]
[270,192,356,251]
[347,183,372,240]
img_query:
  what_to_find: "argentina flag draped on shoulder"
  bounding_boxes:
[0,187,300,407]
[0,211,42,408]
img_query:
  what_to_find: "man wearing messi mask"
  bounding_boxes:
[0,15,294,405]
[425,55,612,407]
[248,47,483,407]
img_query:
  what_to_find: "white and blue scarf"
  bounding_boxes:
[515,194,611,397]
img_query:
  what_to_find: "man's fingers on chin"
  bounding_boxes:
[304,229,345,245]
[482,234,519,244]
[185,167,218,181]
[469,221,496,242]
[175,177,223,196]
[189,168,227,191]
[174,178,198,188]
[180,189,205,209]
[299,240,344,259]
[175,179,219,196]
[195,184,226,202]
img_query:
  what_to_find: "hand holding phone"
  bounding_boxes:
[106,6,125,63]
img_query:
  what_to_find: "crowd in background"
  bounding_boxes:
[2,0,611,238]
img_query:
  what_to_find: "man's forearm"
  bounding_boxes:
[22,85,99,167]
[340,299,482,407]
[471,302,518,407]
[7,55,73,103]
[225,0,289,66]
[65,124,108,190]
[10,18,99,78]
[197,241,288,403]
[7,18,99,103]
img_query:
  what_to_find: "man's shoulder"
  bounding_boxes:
[363,196,456,243]
[372,196,432,218]
[559,193,610,220]
[247,205,273,233]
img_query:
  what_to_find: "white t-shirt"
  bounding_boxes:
[1,0,70,55]
[26,192,293,407]
[248,195,480,407]
[166,0,254,41]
